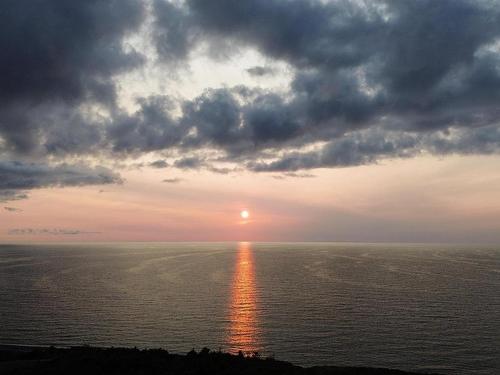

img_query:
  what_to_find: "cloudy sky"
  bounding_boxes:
[1,0,500,242]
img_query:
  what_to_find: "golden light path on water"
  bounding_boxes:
[226,242,261,354]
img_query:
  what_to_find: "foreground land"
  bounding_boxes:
[0,346,441,375]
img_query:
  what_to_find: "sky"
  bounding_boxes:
[1,0,500,243]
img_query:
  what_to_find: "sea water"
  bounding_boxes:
[0,242,499,374]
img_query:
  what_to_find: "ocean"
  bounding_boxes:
[0,242,498,374]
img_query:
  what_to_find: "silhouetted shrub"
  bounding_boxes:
[0,346,441,375]
[251,351,260,359]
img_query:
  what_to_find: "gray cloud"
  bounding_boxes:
[153,0,195,63]
[2,0,500,184]
[0,190,29,202]
[173,156,206,169]
[149,159,169,168]
[4,207,23,213]
[0,0,145,157]
[185,0,382,70]
[207,166,236,174]
[143,0,500,170]
[272,172,316,179]
[248,128,420,171]
[246,66,276,77]
[0,161,123,190]
[107,96,185,154]
[8,228,100,236]
[180,89,244,149]
[0,161,122,201]
[162,178,182,183]
[284,172,316,178]
[0,0,144,104]
[248,124,500,171]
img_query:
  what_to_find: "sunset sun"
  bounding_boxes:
[240,210,250,219]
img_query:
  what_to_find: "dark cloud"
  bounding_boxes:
[271,171,317,179]
[246,66,276,77]
[175,88,304,155]
[248,124,500,171]
[4,207,23,213]
[107,96,185,154]
[2,0,500,184]
[173,156,206,169]
[185,0,382,70]
[0,0,145,157]
[8,228,100,236]
[144,0,500,170]
[149,159,169,168]
[207,166,236,174]
[162,178,182,183]
[0,103,106,157]
[0,1,143,196]
[0,190,29,202]
[272,172,317,179]
[284,172,316,178]
[248,129,420,171]
[0,161,122,190]
[180,89,243,149]
[153,0,195,62]
[0,161,122,201]
[0,0,144,104]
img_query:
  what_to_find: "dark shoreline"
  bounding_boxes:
[0,345,442,375]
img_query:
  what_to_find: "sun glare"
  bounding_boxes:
[240,210,250,219]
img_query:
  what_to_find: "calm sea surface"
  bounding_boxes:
[0,242,499,374]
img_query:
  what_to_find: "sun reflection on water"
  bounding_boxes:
[226,242,261,354]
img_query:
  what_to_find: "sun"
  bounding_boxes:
[240,210,250,219]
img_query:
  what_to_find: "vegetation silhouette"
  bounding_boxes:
[0,346,442,375]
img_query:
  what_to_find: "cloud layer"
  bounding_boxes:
[4,207,23,213]
[0,161,122,200]
[2,0,500,198]
[150,0,500,169]
[8,228,100,236]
